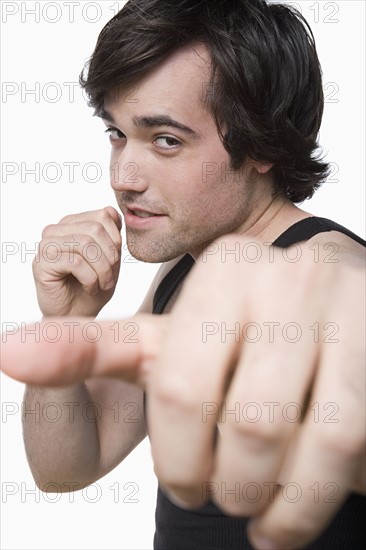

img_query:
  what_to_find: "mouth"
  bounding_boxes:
[122,205,166,228]
[128,208,158,218]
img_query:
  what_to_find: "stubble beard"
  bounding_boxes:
[125,228,195,263]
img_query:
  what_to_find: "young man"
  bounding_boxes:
[2,1,365,549]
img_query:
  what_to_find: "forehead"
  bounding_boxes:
[104,43,213,127]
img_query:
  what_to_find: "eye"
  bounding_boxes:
[154,136,182,150]
[105,127,126,141]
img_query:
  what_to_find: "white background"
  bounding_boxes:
[1,1,365,549]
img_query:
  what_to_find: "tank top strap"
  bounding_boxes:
[272,216,366,248]
[153,254,195,315]
[152,217,365,315]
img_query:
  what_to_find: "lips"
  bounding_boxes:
[130,209,157,218]
[124,204,164,216]
[122,205,166,228]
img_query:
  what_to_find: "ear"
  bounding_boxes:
[255,161,273,174]
[245,158,273,175]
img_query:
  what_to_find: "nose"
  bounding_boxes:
[110,147,148,193]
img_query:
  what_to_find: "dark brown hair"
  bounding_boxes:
[80,0,330,202]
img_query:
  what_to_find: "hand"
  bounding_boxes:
[32,207,122,317]
[146,235,365,549]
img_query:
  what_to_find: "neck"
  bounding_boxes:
[190,169,313,260]
[239,194,311,243]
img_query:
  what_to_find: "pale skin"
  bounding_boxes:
[1,44,365,550]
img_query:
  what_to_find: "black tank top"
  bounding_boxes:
[151,217,366,550]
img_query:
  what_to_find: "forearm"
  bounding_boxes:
[23,384,101,490]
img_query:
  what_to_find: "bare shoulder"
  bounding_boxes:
[305,230,365,268]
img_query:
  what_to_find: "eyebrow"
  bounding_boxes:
[98,108,200,139]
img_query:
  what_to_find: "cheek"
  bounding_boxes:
[168,164,236,216]
[160,165,202,203]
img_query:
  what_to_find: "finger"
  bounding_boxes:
[58,206,122,249]
[34,251,100,296]
[209,268,320,517]
[147,258,243,507]
[59,206,122,232]
[211,324,318,517]
[36,235,119,291]
[103,206,123,232]
[1,314,166,387]
[248,316,365,549]
[42,221,121,265]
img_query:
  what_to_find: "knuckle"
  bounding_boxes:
[72,234,93,249]
[231,418,287,447]
[58,213,74,224]
[41,224,55,238]
[92,221,105,236]
[71,254,83,268]
[154,379,201,414]
[38,240,61,261]
[85,222,105,241]
[318,426,364,459]
[99,207,111,221]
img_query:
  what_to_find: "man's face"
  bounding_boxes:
[103,43,262,262]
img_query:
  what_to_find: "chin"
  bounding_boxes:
[126,241,188,264]
[125,243,167,263]
[125,229,196,263]
[130,251,162,263]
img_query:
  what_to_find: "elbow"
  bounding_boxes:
[35,477,97,493]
